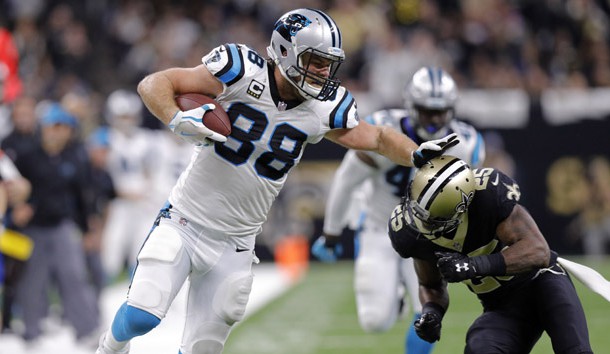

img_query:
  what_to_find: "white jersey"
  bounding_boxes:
[169,43,359,236]
[149,130,195,207]
[106,126,156,197]
[324,108,485,233]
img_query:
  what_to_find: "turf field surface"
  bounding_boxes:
[224,258,610,354]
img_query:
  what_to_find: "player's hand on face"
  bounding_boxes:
[435,251,476,282]
[414,311,442,343]
[169,104,228,145]
[411,133,459,168]
[311,235,343,263]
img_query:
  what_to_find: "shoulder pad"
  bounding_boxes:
[202,43,265,86]
[319,87,358,129]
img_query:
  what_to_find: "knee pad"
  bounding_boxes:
[212,271,253,325]
[192,340,223,354]
[355,259,396,332]
[358,308,393,333]
[129,225,185,317]
[186,322,232,354]
[111,303,161,341]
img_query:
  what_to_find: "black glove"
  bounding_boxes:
[411,133,459,168]
[436,251,506,282]
[414,303,444,343]
[435,251,476,282]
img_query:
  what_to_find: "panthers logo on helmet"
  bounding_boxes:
[274,14,312,41]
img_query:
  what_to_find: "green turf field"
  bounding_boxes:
[224,258,610,354]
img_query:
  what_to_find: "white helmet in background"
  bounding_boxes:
[105,89,143,132]
[404,67,458,140]
[267,8,344,101]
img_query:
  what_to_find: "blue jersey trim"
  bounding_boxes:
[216,44,245,85]
[471,132,484,166]
[330,91,354,129]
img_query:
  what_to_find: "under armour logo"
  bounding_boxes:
[455,263,470,272]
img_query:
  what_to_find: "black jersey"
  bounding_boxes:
[388,167,536,301]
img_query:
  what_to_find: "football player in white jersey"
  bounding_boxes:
[148,128,195,208]
[96,9,459,354]
[312,67,485,354]
[100,89,158,282]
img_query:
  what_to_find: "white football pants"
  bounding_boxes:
[127,206,256,354]
[354,222,421,333]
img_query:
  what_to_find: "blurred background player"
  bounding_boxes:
[312,66,485,354]
[9,103,99,346]
[100,89,156,282]
[1,95,40,164]
[148,126,195,211]
[0,147,31,332]
[0,25,33,334]
[85,127,117,303]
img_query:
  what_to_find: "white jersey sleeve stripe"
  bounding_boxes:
[330,91,355,129]
[215,44,245,85]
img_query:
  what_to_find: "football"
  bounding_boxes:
[175,93,232,137]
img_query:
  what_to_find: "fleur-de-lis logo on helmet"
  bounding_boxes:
[455,190,474,214]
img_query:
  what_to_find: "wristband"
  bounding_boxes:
[421,302,446,318]
[471,252,506,276]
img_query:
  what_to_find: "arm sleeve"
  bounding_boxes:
[322,150,376,235]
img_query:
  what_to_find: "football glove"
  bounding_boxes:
[411,133,459,168]
[435,251,507,282]
[169,104,228,145]
[414,304,444,343]
[435,252,476,282]
[311,235,343,263]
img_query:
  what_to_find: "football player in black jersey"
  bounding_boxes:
[388,156,593,353]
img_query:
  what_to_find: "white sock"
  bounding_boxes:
[105,331,129,351]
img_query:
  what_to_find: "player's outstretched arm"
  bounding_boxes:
[325,120,458,168]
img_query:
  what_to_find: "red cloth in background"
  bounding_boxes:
[0,28,22,103]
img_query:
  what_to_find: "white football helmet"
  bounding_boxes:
[404,155,475,238]
[105,89,143,132]
[405,67,458,140]
[267,8,344,101]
